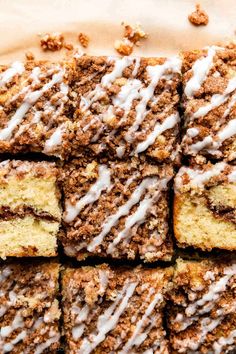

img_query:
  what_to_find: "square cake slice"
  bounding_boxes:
[0,260,60,353]
[0,160,61,258]
[168,258,236,353]
[174,162,236,251]
[62,264,173,354]
[181,46,236,162]
[61,157,174,262]
[0,59,75,158]
[72,55,181,162]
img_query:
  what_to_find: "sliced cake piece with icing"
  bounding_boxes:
[168,257,236,353]
[0,160,61,258]
[181,45,236,162]
[72,55,181,162]
[0,59,75,158]
[174,162,236,251]
[62,264,173,354]
[61,157,174,262]
[0,260,60,353]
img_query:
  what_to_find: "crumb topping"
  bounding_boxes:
[175,162,236,192]
[61,158,173,262]
[169,259,236,353]
[78,33,90,48]
[181,46,236,162]
[40,32,65,51]
[0,262,60,353]
[73,55,181,161]
[62,265,172,353]
[114,23,147,56]
[188,4,209,26]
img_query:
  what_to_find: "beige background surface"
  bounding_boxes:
[0,0,235,63]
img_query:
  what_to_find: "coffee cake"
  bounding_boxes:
[72,55,181,162]
[181,46,236,162]
[0,59,74,158]
[61,157,173,262]
[0,261,60,353]
[0,160,61,258]
[168,258,236,353]
[174,162,236,251]
[62,264,173,353]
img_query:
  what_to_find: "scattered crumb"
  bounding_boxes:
[123,23,147,45]
[25,51,35,61]
[114,23,147,56]
[78,33,89,48]
[114,38,133,56]
[40,32,64,51]
[64,43,74,51]
[188,4,209,26]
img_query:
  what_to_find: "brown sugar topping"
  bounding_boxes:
[40,32,65,51]
[78,33,90,48]
[188,4,209,26]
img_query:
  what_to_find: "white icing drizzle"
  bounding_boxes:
[112,78,143,112]
[188,135,213,154]
[0,290,20,319]
[0,69,65,141]
[3,330,27,353]
[174,317,223,352]
[87,177,160,252]
[185,269,234,317]
[213,329,236,354]
[134,112,180,154]
[223,92,236,118]
[77,282,137,354]
[107,178,169,253]
[132,57,141,77]
[0,61,25,87]
[75,304,90,324]
[101,56,136,87]
[98,270,109,295]
[32,317,43,330]
[192,77,236,120]
[43,123,65,153]
[217,118,236,144]
[0,306,7,317]
[0,267,12,283]
[175,162,227,189]
[0,313,24,338]
[184,46,218,98]
[116,145,126,158]
[119,293,163,353]
[174,264,236,334]
[72,324,85,341]
[80,56,138,114]
[187,127,199,138]
[64,164,111,223]
[189,119,236,155]
[125,56,181,143]
[34,332,60,354]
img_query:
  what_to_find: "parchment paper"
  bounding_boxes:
[0,0,235,63]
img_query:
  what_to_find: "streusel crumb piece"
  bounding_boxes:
[78,33,90,48]
[188,4,209,26]
[40,32,64,51]
[114,22,147,56]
